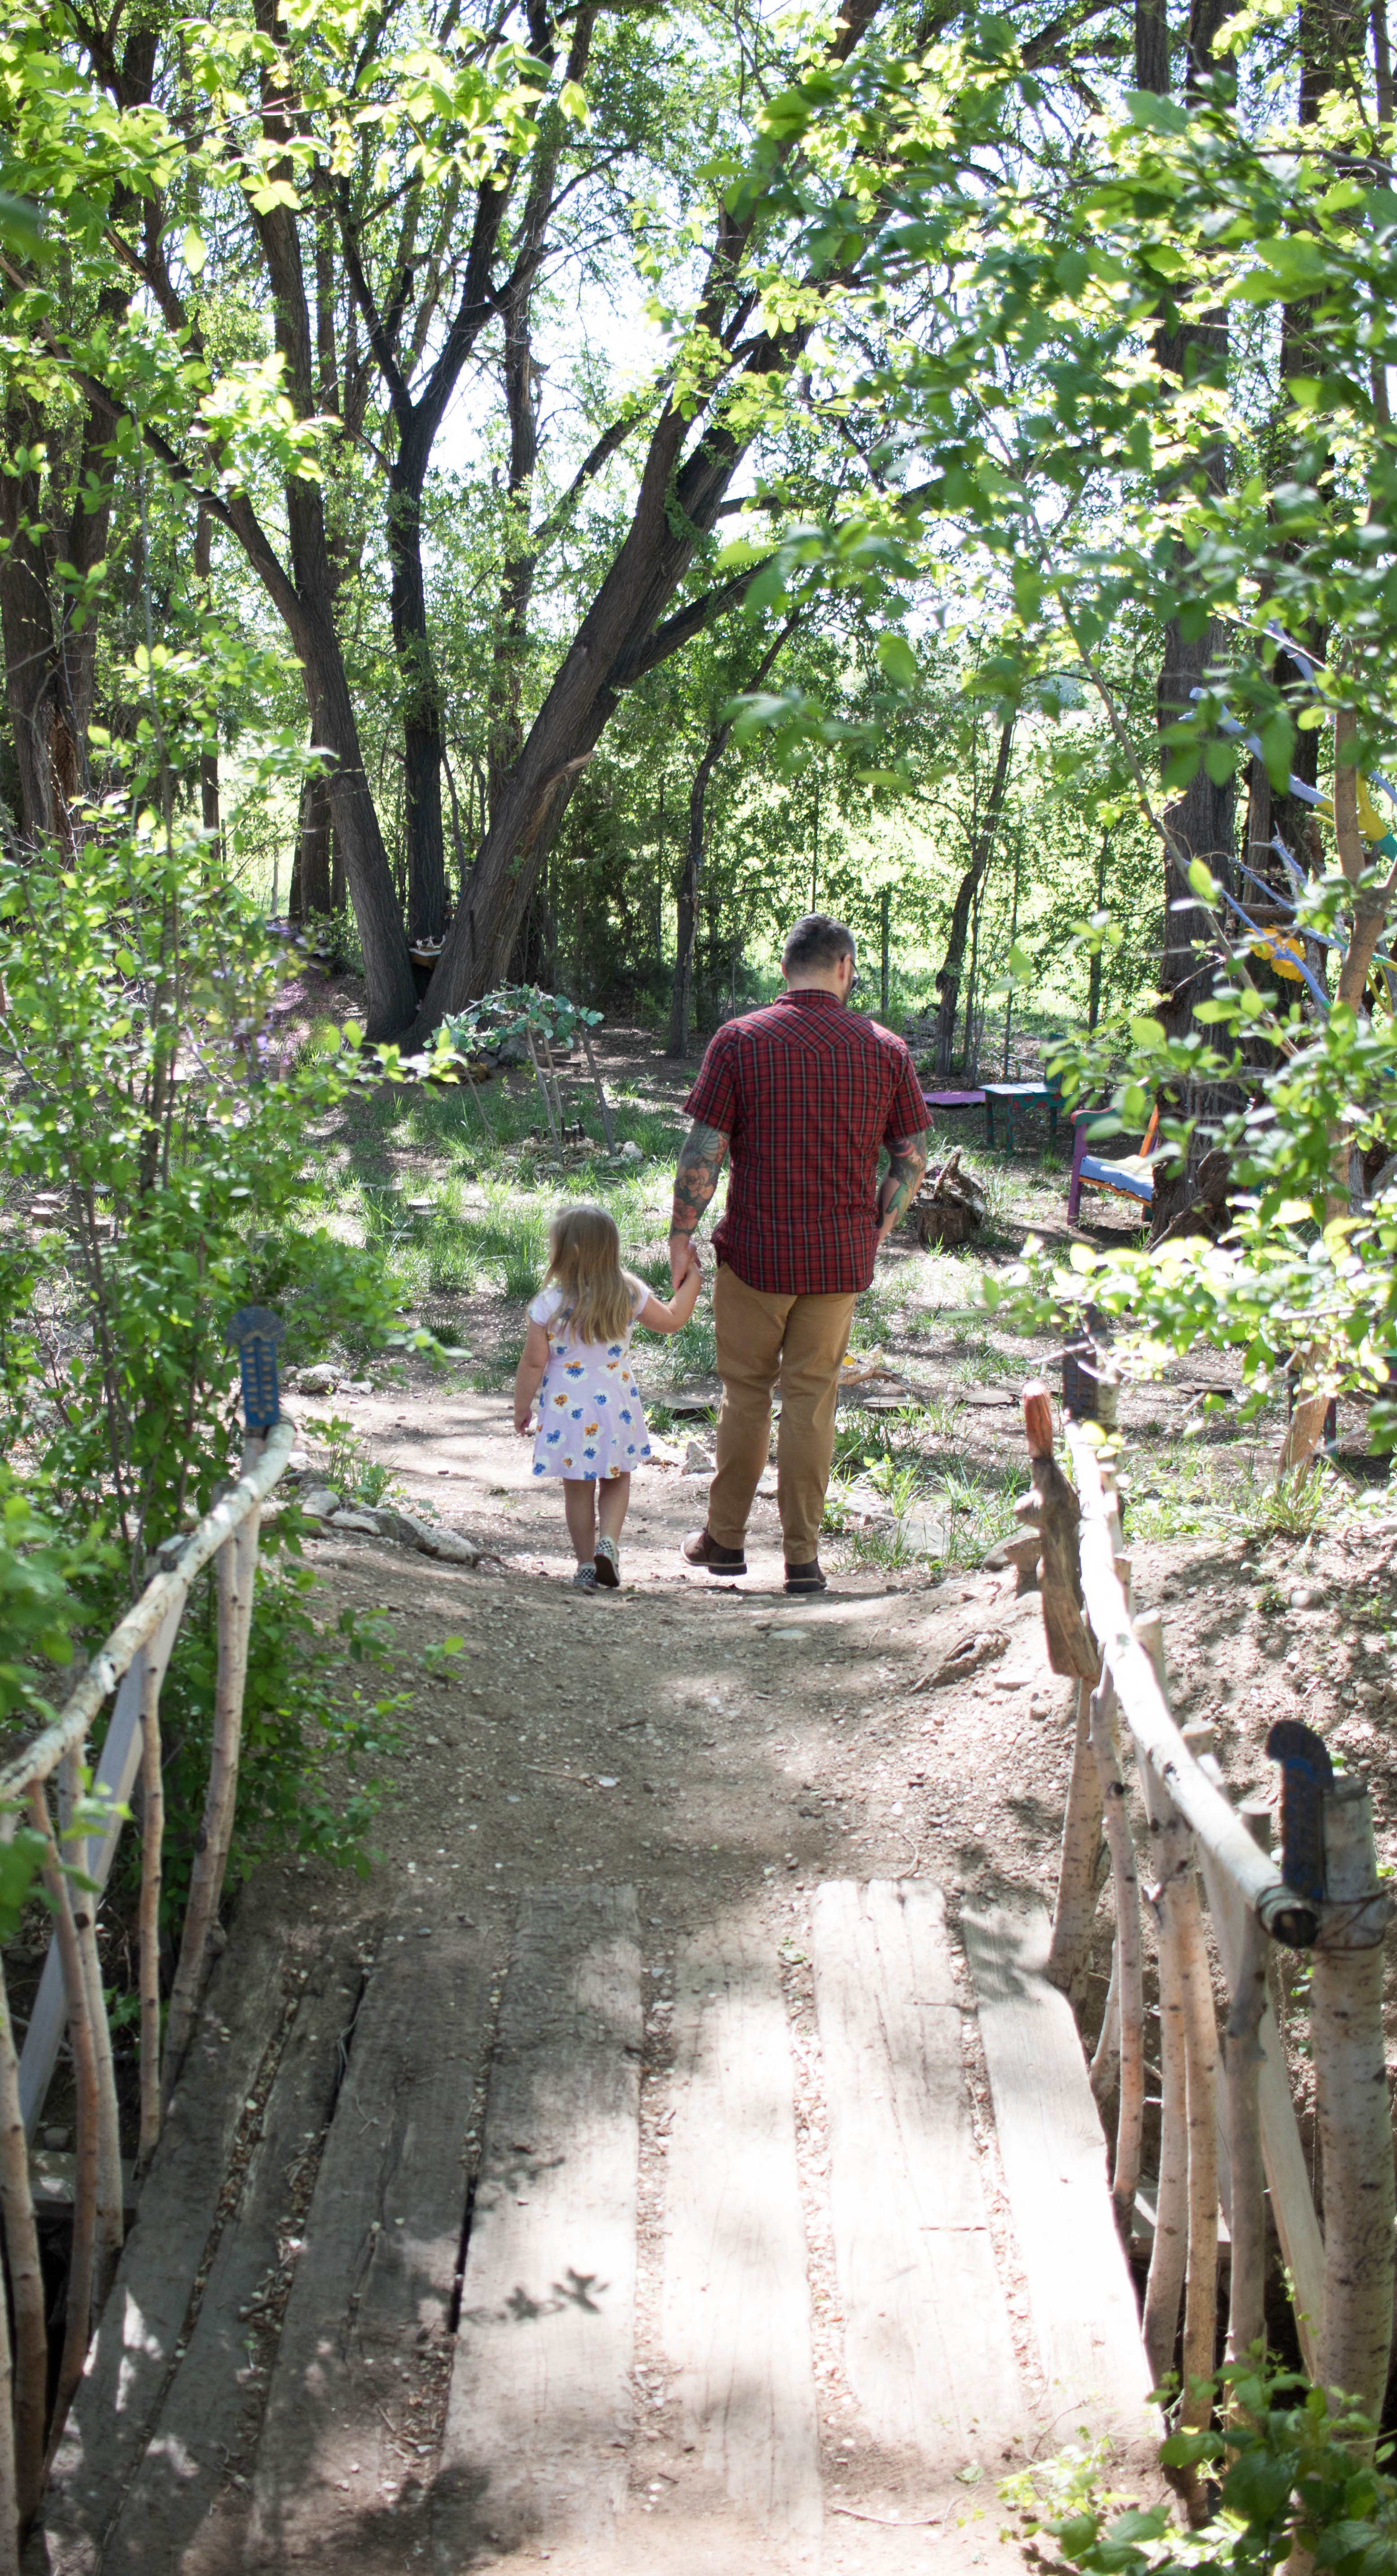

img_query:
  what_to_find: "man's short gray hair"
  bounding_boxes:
[782,914,856,976]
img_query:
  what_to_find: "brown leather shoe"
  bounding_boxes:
[783,1559,827,1594]
[681,1528,747,1577]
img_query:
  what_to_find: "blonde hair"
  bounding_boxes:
[543,1203,639,1346]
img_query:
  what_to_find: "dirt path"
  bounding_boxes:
[182,1355,1377,2569]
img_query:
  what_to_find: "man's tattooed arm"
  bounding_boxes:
[876,1130,928,1247]
[669,1118,730,1285]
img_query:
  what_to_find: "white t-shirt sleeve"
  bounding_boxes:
[528,1284,565,1326]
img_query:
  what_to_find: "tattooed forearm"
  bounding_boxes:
[670,1119,730,1240]
[877,1130,928,1239]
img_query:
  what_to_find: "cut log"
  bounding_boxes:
[962,1900,1155,2448]
[661,1921,822,2543]
[814,1881,1023,2463]
[244,1922,495,2572]
[431,1888,642,2566]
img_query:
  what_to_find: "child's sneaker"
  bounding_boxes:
[572,1562,598,1590]
[594,1536,620,1588]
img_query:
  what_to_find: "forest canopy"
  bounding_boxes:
[3,0,1397,1476]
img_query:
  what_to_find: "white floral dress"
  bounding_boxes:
[528,1283,653,1481]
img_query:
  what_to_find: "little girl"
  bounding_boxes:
[514,1203,702,1589]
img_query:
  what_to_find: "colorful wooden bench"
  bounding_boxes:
[1068,1106,1160,1225]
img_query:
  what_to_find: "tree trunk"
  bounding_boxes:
[934,715,1015,1075]
[285,582,417,1032]
[0,416,61,846]
[194,506,221,845]
[411,0,884,1033]
[1143,0,1236,1239]
[389,456,448,941]
[668,731,724,1056]
[667,618,799,1057]
[290,762,333,919]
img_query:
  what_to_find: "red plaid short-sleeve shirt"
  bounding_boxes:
[683,991,928,1295]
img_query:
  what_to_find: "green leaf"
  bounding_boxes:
[183,225,207,276]
[1125,88,1188,131]
[1187,858,1220,903]
[875,633,918,690]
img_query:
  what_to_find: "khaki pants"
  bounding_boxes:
[708,1264,857,1563]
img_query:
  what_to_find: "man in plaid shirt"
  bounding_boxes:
[668,914,928,1594]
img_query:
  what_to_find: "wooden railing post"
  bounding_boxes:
[137,1648,165,2179]
[1088,1666,1144,2231]
[27,1780,104,2453]
[162,1436,264,2109]
[1313,1780,1395,2425]
[0,1959,44,2525]
[1134,1612,1218,2430]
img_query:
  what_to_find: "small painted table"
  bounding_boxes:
[922,1087,987,1118]
[983,1081,1060,1152]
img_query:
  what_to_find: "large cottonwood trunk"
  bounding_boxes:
[412,0,884,1033]
[247,131,417,1035]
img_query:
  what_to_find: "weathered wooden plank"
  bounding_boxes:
[962,1900,1155,2443]
[813,1881,1023,2463]
[430,1886,642,2570]
[94,1929,369,2576]
[661,1921,822,2544]
[31,1913,293,2576]
[243,1923,495,2571]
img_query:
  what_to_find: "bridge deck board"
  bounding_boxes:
[429,1885,643,2569]
[661,1917,823,2548]
[814,1880,1025,2464]
[962,1900,1156,2448]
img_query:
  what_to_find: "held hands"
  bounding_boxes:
[669,1232,702,1292]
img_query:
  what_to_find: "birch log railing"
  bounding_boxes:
[0,1410,295,2566]
[1025,1373,1395,2432]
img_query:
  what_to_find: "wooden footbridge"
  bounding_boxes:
[36,1877,1152,2576]
[9,1363,1395,2573]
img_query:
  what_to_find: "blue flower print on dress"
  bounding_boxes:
[527,1302,651,1487]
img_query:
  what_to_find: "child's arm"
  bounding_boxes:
[635,1247,703,1336]
[513,1319,551,1433]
